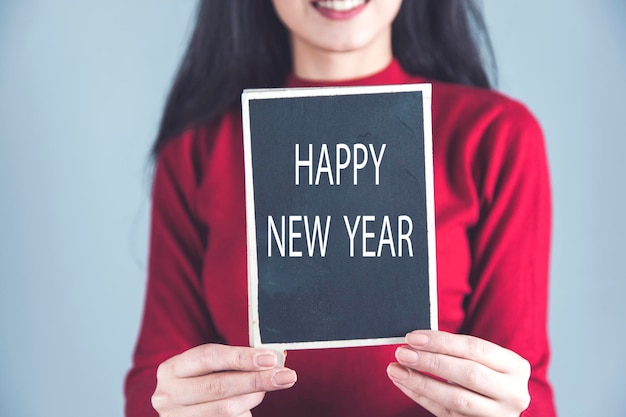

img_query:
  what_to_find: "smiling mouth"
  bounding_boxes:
[312,0,370,13]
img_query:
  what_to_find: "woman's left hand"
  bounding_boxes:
[387,330,531,417]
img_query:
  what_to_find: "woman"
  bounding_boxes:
[125,1,556,416]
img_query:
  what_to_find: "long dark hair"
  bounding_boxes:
[153,0,495,155]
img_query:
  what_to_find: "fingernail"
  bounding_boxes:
[396,347,419,364]
[407,332,429,347]
[272,369,297,386]
[387,364,410,381]
[254,353,277,368]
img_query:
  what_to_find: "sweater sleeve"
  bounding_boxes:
[460,101,556,417]
[124,130,216,417]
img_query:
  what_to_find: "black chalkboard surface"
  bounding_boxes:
[242,84,437,351]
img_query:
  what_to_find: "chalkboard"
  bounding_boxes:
[242,84,437,351]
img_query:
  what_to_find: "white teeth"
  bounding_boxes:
[315,0,367,12]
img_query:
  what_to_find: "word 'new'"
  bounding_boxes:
[295,143,387,185]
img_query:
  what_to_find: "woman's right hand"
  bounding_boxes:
[151,344,297,417]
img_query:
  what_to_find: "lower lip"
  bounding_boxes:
[312,1,369,21]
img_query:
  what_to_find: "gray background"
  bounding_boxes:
[1,1,624,416]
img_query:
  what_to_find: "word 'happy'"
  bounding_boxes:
[295,143,387,185]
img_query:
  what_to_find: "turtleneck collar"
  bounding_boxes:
[285,58,425,88]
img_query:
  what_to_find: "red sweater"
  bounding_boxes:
[125,60,556,416]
